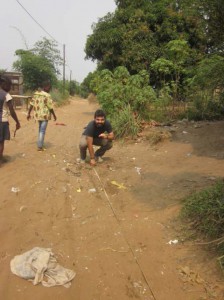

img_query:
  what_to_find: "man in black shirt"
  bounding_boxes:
[79,109,114,166]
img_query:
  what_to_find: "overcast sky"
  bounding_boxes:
[1,0,116,82]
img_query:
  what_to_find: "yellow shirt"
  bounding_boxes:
[30,90,54,121]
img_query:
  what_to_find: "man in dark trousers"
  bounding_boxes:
[79,109,114,166]
[0,75,21,163]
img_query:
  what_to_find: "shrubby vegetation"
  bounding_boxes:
[181,181,224,266]
[83,0,224,134]
[89,66,156,137]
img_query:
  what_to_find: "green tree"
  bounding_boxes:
[33,37,62,74]
[13,38,62,91]
[85,0,205,86]
[180,0,224,53]
[165,39,191,100]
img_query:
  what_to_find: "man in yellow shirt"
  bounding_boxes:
[27,81,57,151]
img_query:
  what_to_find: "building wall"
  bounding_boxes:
[3,72,23,95]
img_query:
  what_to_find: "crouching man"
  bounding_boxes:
[79,109,114,166]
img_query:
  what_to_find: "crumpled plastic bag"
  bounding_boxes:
[10,247,76,288]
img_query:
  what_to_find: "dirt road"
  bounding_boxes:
[0,98,224,300]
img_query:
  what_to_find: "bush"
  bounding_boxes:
[110,105,141,138]
[181,180,224,266]
[184,94,224,121]
[181,180,224,238]
[50,88,70,106]
[90,67,157,137]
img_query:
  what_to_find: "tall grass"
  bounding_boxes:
[50,88,70,106]
[181,180,224,266]
[110,105,141,138]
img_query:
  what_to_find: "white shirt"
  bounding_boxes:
[0,89,12,122]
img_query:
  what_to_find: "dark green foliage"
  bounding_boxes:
[79,72,96,98]
[90,67,156,137]
[192,55,224,91]
[85,0,204,80]
[184,95,224,121]
[83,0,224,125]
[13,38,62,91]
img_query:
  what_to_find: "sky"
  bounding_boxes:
[1,0,117,83]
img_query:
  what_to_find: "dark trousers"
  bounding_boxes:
[79,135,113,160]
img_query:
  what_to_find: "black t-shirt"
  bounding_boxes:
[83,120,112,138]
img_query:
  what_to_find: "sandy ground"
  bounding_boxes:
[1,97,224,300]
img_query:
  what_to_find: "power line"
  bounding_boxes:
[15,0,60,44]
[15,0,69,89]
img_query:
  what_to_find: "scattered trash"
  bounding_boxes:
[52,154,56,159]
[99,247,129,253]
[10,247,76,288]
[111,181,127,189]
[11,187,20,193]
[182,131,188,134]
[135,167,141,175]
[19,206,27,212]
[31,181,42,188]
[178,266,204,284]
[62,187,67,193]
[55,122,66,126]
[131,157,136,161]
[88,188,96,193]
[76,188,81,193]
[167,239,178,245]
[186,153,192,157]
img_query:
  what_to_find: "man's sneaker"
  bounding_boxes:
[37,147,46,152]
[95,156,103,163]
[77,158,85,164]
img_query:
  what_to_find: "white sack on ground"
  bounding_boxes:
[10,247,76,288]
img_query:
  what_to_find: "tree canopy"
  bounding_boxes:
[13,38,62,91]
[85,0,206,77]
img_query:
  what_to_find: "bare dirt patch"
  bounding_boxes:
[0,98,224,300]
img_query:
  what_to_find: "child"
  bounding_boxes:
[27,80,57,151]
[0,75,21,163]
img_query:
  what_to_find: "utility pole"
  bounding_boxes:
[69,70,72,95]
[63,44,65,94]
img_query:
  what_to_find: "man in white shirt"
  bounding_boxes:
[0,75,20,163]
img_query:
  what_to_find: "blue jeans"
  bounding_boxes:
[38,120,48,148]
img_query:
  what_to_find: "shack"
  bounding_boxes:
[3,72,28,108]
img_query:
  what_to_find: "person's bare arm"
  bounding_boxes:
[50,109,57,121]
[27,104,33,120]
[7,101,20,129]
[98,131,115,140]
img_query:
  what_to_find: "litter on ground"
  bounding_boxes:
[10,247,76,288]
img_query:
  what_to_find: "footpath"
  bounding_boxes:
[0,98,224,300]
